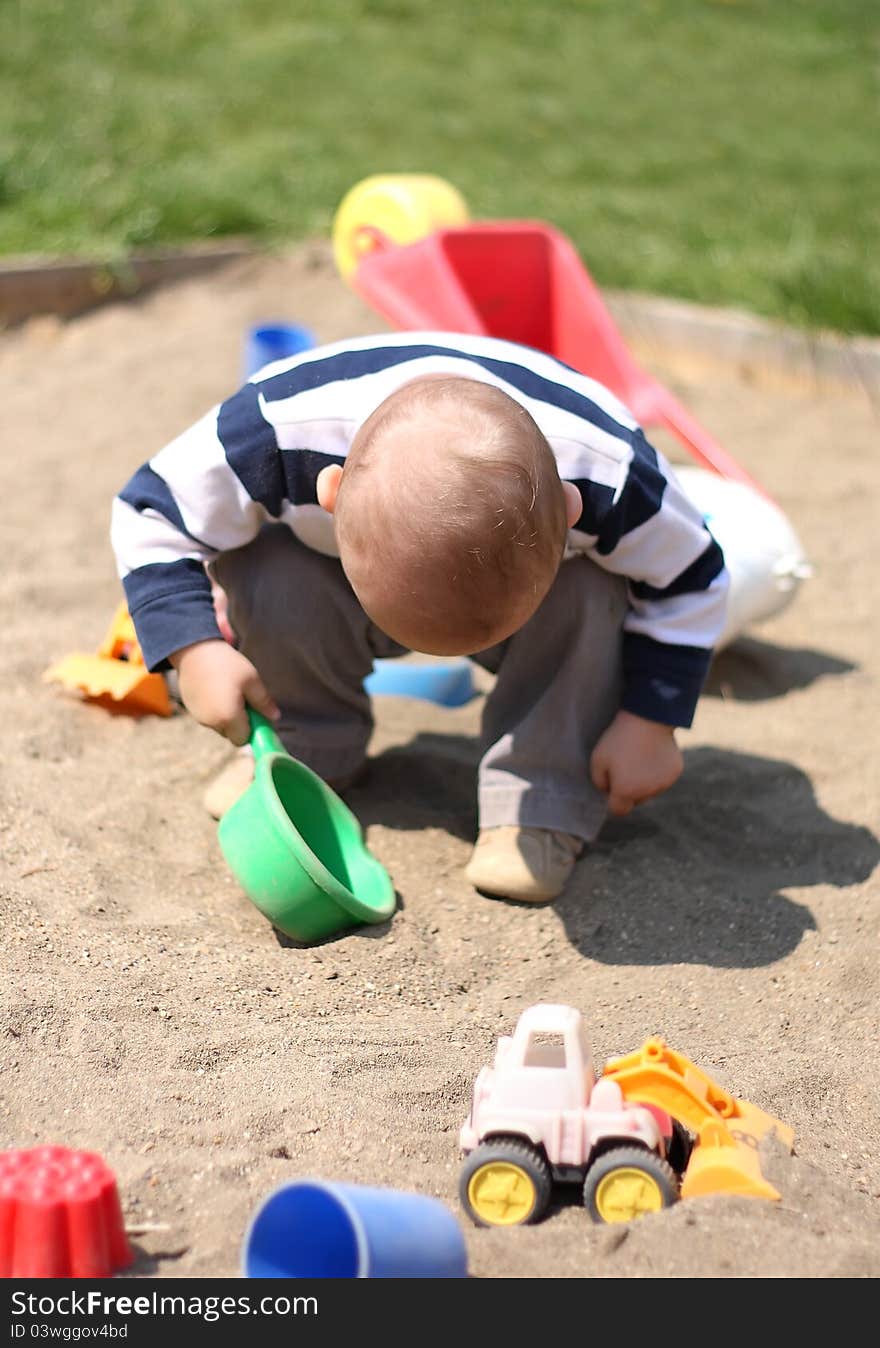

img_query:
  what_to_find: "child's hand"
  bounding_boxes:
[169,640,280,746]
[590,710,683,817]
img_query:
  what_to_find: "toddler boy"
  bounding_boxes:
[111,332,728,902]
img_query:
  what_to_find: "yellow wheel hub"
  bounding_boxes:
[467,1161,537,1226]
[594,1167,664,1223]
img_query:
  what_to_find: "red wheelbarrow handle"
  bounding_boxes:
[649,386,773,501]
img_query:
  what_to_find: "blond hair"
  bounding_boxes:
[335,377,568,653]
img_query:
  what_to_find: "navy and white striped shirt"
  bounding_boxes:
[111,332,728,727]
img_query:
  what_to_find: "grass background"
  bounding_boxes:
[1,0,877,332]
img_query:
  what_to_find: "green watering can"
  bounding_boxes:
[218,710,396,943]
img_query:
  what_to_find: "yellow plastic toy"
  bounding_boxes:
[602,1036,795,1202]
[332,173,470,282]
[43,602,172,718]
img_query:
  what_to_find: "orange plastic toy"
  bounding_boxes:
[601,1036,795,1202]
[43,602,172,717]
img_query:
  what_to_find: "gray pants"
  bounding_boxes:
[213,526,627,843]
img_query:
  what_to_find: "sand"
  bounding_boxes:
[1,244,878,1279]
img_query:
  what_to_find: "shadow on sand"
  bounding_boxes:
[704,635,855,702]
[351,733,878,969]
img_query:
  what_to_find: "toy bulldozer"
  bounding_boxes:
[43,602,172,718]
[459,1006,794,1227]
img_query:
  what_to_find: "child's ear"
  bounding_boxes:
[316,464,344,514]
[562,480,582,528]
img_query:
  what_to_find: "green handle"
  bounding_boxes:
[247,707,286,760]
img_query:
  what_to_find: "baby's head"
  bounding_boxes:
[317,376,581,654]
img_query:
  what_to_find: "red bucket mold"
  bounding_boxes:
[0,1146,132,1278]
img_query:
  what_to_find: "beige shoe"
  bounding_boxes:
[203,748,255,820]
[464,826,584,902]
[202,749,368,820]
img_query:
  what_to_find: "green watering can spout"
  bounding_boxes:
[218,706,396,944]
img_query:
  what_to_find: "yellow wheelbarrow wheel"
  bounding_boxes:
[332,173,470,283]
[583,1146,679,1224]
[459,1137,551,1227]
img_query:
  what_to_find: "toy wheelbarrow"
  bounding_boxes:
[334,174,767,498]
[333,175,812,641]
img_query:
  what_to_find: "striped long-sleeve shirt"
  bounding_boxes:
[111,332,729,727]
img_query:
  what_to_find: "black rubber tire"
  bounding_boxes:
[459,1136,553,1228]
[666,1119,694,1175]
[583,1146,679,1225]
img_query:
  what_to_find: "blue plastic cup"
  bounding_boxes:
[244,323,316,379]
[242,1179,469,1279]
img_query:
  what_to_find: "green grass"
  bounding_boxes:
[2,0,877,332]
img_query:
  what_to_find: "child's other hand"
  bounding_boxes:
[590,710,683,817]
[169,640,280,746]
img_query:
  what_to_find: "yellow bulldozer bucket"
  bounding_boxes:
[602,1037,794,1203]
[682,1116,783,1202]
[43,603,172,718]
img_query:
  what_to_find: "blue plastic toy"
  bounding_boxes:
[242,1179,469,1279]
[244,323,316,380]
[364,658,475,707]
